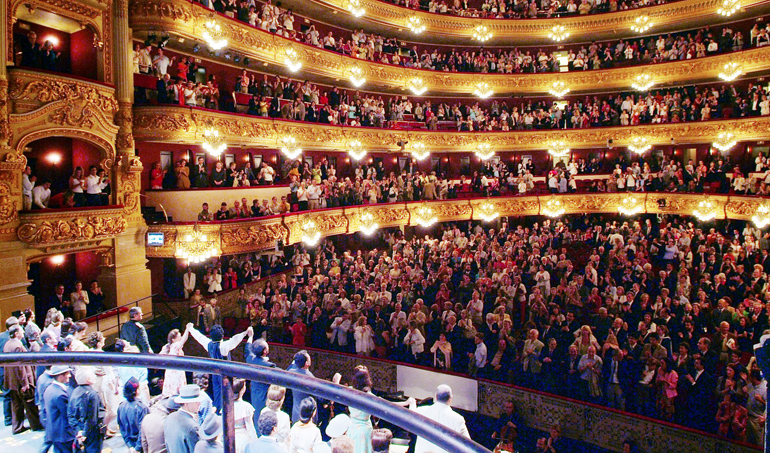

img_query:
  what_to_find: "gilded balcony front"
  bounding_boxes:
[17,206,128,253]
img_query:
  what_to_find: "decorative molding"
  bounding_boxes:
[220,219,288,254]
[0,182,19,226]
[133,105,770,153]
[17,207,127,249]
[128,0,770,94]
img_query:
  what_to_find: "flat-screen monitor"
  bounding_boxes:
[147,232,165,246]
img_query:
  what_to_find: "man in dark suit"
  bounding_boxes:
[246,339,275,420]
[120,307,153,353]
[67,368,103,453]
[43,366,75,453]
[286,351,315,423]
[4,325,42,434]
[49,284,69,318]
[685,357,716,432]
[245,410,286,453]
[157,74,172,104]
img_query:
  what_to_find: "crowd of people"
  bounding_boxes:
[176,206,770,447]
[14,29,61,72]
[21,164,111,210]
[382,0,669,18]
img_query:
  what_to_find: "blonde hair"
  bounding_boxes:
[266,385,286,411]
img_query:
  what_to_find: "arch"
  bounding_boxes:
[16,128,116,171]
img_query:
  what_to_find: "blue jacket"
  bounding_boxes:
[286,365,314,423]
[44,382,75,443]
[245,436,287,453]
[245,354,275,416]
[117,399,149,450]
[165,409,200,453]
[120,320,153,353]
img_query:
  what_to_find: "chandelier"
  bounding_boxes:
[410,142,430,160]
[201,128,227,157]
[407,77,427,95]
[359,210,379,235]
[477,201,499,222]
[752,204,770,228]
[631,73,655,91]
[692,197,719,222]
[283,47,302,72]
[717,0,740,15]
[202,19,227,50]
[473,82,493,99]
[630,16,653,33]
[406,16,426,34]
[348,66,366,87]
[346,0,366,17]
[712,132,737,152]
[548,81,570,98]
[300,219,321,246]
[472,25,493,42]
[475,143,495,160]
[542,197,565,218]
[176,224,220,264]
[718,62,742,82]
[548,25,570,42]
[547,141,570,158]
[628,137,652,154]
[347,140,367,161]
[280,135,303,159]
[618,196,644,216]
[414,203,438,227]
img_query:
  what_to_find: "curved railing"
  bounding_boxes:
[132,105,770,153]
[128,0,770,95]
[0,352,491,453]
[144,192,770,257]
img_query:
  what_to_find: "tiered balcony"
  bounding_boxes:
[17,205,128,254]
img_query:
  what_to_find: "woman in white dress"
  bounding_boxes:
[260,385,292,451]
[232,379,258,453]
[354,316,375,356]
[160,326,190,396]
[289,397,322,453]
[86,331,120,436]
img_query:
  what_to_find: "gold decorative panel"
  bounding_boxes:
[134,106,770,153]
[220,217,288,254]
[127,0,770,95]
[17,207,127,252]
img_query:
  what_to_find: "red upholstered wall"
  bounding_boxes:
[25,137,104,194]
[70,27,97,80]
[14,21,70,73]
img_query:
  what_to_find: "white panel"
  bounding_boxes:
[396,365,478,412]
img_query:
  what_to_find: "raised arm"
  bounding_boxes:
[187,323,211,350]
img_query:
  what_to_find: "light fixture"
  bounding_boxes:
[348,65,366,87]
[547,141,570,158]
[477,201,499,222]
[201,128,227,157]
[300,219,322,246]
[713,132,737,152]
[542,197,565,218]
[718,62,742,81]
[413,203,438,228]
[407,77,427,95]
[618,196,644,216]
[410,142,430,160]
[628,137,652,154]
[347,140,367,161]
[631,73,655,91]
[473,82,493,99]
[717,0,740,16]
[359,210,379,235]
[176,224,220,264]
[406,16,426,34]
[548,25,569,42]
[472,25,493,42]
[475,143,495,160]
[346,0,366,17]
[283,47,302,72]
[753,204,770,228]
[548,81,570,98]
[46,152,62,164]
[280,135,302,159]
[630,16,653,33]
[693,197,719,222]
[202,18,227,50]
[50,255,65,265]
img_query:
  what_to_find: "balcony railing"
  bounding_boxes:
[128,0,770,95]
[145,192,770,257]
[18,205,127,252]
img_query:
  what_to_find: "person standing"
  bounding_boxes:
[118,378,150,453]
[141,397,181,453]
[68,368,103,453]
[408,385,470,453]
[245,339,275,419]
[165,385,205,453]
[188,323,253,413]
[194,414,223,453]
[160,326,191,396]
[184,268,197,299]
[22,166,34,211]
[43,366,76,453]
[286,351,315,423]
[70,281,89,321]
[0,315,19,426]
[246,410,287,453]
[121,307,154,353]
[4,324,42,433]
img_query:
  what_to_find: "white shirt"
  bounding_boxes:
[288,421,322,453]
[154,54,171,75]
[22,174,34,198]
[32,185,50,208]
[183,272,196,292]
[86,174,107,194]
[189,326,250,358]
[412,402,470,453]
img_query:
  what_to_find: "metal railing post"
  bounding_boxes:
[221,376,235,453]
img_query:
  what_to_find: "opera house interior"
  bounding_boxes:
[3,0,770,450]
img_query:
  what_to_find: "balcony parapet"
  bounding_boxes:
[17,205,127,253]
[128,0,770,95]
[133,105,770,153]
[145,193,770,257]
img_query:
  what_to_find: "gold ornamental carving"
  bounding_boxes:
[17,213,127,246]
[220,222,287,251]
[0,182,19,226]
